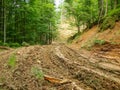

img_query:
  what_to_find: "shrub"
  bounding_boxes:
[99,7,120,31]
[31,67,44,80]
[22,42,29,46]
[0,41,9,47]
[0,41,3,46]
[100,17,115,31]
[94,39,106,45]
[3,43,9,47]
[81,38,106,51]
[9,43,21,47]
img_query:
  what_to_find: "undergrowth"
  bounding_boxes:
[31,67,44,80]
[67,33,81,43]
[81,38,106,50]
[99,7,120,31]
[8,54,16,68]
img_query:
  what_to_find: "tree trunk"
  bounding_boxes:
[110,0,114,10]
[105,0,108,16]
[114,0,118,9]
[0,0,4,42]
[100,0,104,16]
[77,25,80,33]
[3,0,6,43]
[98,0,104,24]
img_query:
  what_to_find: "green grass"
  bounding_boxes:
[93,39,106,45]
[81,38,106,51]
[31,67,44,80]
[8,54,16,68]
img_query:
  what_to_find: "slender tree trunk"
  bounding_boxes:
[98,0,104,25]
[110,0,114,10]
[77,25,80,33]
[114,0,118,9]
[4,0,6,43]
[105,0,108,16]
[0,0,5,42]
[0,0,3,41]
[23,0,26,42]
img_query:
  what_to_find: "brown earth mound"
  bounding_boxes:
[0,44,120,90]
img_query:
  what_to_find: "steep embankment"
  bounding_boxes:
[72,21,120,49]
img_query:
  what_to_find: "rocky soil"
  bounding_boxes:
[0,43,120,90]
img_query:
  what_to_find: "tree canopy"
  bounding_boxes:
[0,0,57,45]
[64,0,120,33]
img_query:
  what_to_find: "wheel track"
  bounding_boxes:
[54,45,120,90]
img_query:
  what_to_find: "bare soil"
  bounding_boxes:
[0,43,120,90]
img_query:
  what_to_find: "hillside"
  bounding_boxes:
[69,21,120,64]
[71,21,120,49]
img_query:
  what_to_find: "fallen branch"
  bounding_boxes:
[44,75,71,84]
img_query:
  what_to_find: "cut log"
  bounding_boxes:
[44,75,71,84]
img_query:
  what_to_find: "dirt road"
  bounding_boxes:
[0,44,120,90]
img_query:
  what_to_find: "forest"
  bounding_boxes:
[0,0,120,46]
[0,0,57,46]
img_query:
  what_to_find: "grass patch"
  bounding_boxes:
[31,67,44,80]
[81,38,106,50]
[8,54,16,68]
[94,39,106,45]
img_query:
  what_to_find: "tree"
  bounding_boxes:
[65,0,120,32]
[0,0,6,43]
[0,0,57,45]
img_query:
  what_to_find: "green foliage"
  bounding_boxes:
[9,43,21,48]
[3,43,9,47]
[108,8,120,19]
[0,0,57,45]
[0,41,3,46]
[31,67,44,80]
[100,17,115,31]
[0,41,21,48]
[67,33,81,43]
[81,38,106,51]
[0,41,9,47]
[22,42,29,46]
[65,0,98,32]
[94,39,106,45]
[8,54,16,68]
[100,8,120,31]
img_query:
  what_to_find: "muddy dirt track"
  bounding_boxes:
[0,43,120,90]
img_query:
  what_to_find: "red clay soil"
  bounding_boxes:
[71,21,120,49]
